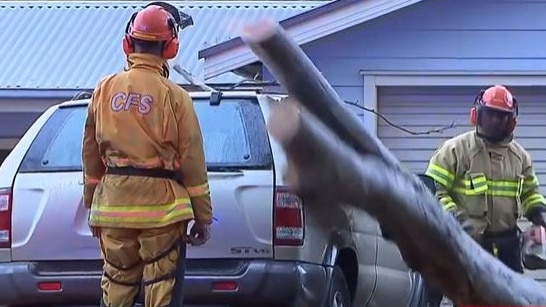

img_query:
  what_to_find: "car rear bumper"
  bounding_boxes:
[0,259,332,306]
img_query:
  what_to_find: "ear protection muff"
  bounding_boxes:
[121,10,180,60]
[122,12,138,56]
[469,89,519,130]
[161,17,179,60]
[508,96,518,131]
[469,90,485,126]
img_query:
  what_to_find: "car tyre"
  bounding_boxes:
[230,266,352,307]
[420,279,443,307]
[326,266,351,307]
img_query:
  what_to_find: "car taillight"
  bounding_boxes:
[0,188,12,248]
[274,187,304,246]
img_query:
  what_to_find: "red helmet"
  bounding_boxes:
[470,85,518,142]
[129,5,176,41]
[481,85,517,113]
[122,5,180,59]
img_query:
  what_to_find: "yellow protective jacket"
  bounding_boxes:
[82,53,213,229]
[425,130,546,234]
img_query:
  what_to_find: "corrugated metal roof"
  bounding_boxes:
[0,1,323,89]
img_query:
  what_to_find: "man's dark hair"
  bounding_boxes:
[133,38,165,56]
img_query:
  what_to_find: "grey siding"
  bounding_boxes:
[377,86,546,193]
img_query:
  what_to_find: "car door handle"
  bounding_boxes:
[78,180,84,185]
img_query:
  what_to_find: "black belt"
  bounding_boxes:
[106,166,179,181]
[483,227,520,239]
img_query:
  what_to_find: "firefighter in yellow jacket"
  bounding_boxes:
[82,3,213,307]
[425,85,546,273]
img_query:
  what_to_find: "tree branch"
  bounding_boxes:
[343,100,456,135]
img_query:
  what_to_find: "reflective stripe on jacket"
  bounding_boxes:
[425,130,546,233]
[82,53,213,229]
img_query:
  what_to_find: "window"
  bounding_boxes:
[195,103,252,166]
[19,98,272,172]
[40,108,87,169]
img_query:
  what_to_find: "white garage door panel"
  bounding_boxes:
[377,85,546,194]
[384,106,541,115]
[382,137,546,151]
[379,113,545,125]
[384,147,546,167]
[379,125,546,143]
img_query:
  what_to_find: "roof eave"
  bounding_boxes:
[201,0,426,80]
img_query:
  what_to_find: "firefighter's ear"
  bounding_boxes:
[470,107,477,126]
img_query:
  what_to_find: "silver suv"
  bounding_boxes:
[0,91,431,306]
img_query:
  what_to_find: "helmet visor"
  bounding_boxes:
[477,105,515,141]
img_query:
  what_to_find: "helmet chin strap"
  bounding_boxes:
[162,62,170,78]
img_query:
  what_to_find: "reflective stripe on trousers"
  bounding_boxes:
[99,222,187,307]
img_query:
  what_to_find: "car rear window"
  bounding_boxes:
[19,97,273,173]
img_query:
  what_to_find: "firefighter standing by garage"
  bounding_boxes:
[82,3,213,307]
[425,85,546,273]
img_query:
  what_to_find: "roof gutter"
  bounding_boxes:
[0,89,91,99]
[200,0,426,80]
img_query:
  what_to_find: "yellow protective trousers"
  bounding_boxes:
[99,222,186,307]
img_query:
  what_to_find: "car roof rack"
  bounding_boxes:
[71,91,93,101]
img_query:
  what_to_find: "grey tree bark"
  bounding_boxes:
[240,18,546,307]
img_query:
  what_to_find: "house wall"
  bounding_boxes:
[263,0,546,121]
[301,0,546,81]
[0,98,70,134]
[261,0,546,103]
[259,0,546,190]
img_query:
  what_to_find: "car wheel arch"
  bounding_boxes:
[322,230,358,303]
[335,248,358,302]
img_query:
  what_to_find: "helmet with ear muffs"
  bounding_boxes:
[469,85,518,142]
[122,2,194,60]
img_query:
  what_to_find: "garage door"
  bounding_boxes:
[377,85,546,194]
